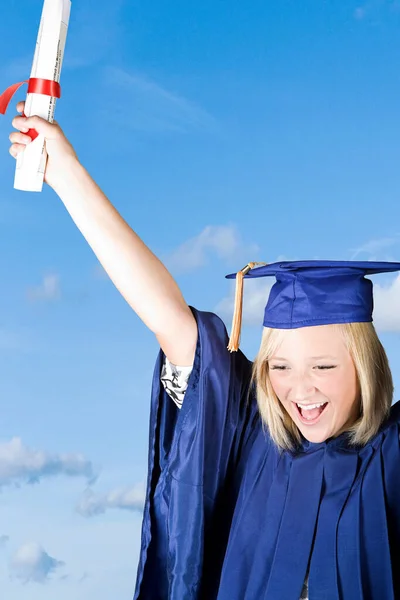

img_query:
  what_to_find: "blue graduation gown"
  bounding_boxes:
[134,309,400,600]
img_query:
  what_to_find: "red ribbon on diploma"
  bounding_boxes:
[0,78,61,141]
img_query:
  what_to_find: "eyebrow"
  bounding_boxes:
[269,355,338,361]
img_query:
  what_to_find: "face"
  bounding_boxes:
[268,325,360,443]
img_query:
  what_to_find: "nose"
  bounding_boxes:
[290,374,316,403]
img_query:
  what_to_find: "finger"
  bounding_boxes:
[16,101,25,114]
[9,143,26,158]
[12,116,30,133]
[9,131,32,145]
[21,115,60,139]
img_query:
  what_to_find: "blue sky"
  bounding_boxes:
[0,0,400,597]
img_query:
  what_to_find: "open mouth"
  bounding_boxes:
[294,401,328,425]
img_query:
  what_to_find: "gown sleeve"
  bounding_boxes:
[134,307,259,599]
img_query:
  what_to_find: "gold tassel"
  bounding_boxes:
[227,261,267,352]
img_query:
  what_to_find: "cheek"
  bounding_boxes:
[269,375,288,401]
[321,374,359,410]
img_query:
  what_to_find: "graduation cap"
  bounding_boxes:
[225,260,400,352]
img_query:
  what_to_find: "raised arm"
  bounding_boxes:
[9,105,197,366]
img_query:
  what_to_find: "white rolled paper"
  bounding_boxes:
[14,0,71,192]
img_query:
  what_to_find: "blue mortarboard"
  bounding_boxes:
[225,260,400,351]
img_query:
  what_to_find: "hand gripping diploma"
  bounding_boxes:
[0,0,71,192]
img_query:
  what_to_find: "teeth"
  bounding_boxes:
[297,402,326,411]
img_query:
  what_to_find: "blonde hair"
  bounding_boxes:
[253,322,394,450]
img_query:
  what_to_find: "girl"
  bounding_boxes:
[9,108,400,600]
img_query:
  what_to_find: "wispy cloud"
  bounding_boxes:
[0,438,95,488]
[354,6,367,18]
[10,542,64,584]
[101,67,216,134]
[79,571,90,583]
[26,273,61,303]
[0,330,32,353]
[166,224,260,274]
[0,534,9,547]
[0,0,124,96]
[65,0,125,69]
[350,235,400,260]
[76,484,145,517]
[354,0,400,19]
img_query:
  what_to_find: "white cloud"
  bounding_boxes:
[27,273,61,302]
[10,542,64,584]
[0,438,95,488]
[216,277,272,326]
[373,273,400,331]
[166,224,260,274]
[76,484,145,517]
[0,513,142,599]
[348,236,400,331]
[215,254,294,325]
[217,271,400,333]
[101,67,216,134]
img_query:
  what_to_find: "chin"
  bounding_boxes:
[296,421,334,444]
[300,428,330,443]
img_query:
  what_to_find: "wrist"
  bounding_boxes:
[47,154,84,193]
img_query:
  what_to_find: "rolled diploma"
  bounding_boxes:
[14,0,71,192]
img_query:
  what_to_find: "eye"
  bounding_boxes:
[314,365,337,370]
[270,365,288,371]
